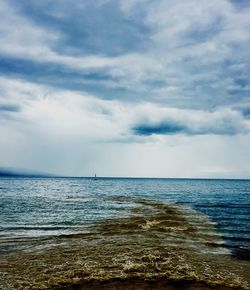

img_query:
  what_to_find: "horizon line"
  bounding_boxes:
[1,175,249,181]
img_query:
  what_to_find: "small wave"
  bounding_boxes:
[1,226,75,231]
[66,195,92,200]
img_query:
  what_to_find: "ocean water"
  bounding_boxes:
[0,177,250,289]
[0,177,249,258]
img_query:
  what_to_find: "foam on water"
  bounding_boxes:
[0,197,249,290]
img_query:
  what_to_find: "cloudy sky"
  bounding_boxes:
[0,0,250,178]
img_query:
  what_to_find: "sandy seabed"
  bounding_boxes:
[0,198,249,290]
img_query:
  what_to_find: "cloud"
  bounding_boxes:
[0,104,20,112]
[0,0,57,59]
[243,108,250,118]
[239,107,250,119]
[132,106,250,136]
[0,76,127,142]
[1,77,249,141]
[133,122,185,135]
[0,76,249,177]
[0,0,120,73]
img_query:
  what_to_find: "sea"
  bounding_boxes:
[0,177,250,290]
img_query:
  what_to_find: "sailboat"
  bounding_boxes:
[94,173,97,180]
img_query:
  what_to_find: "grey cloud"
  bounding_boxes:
[0,103,21,112]
[133,122,185,136]
[240,107,250,119]
[132,110,249,136]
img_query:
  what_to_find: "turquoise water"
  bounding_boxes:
[0,177,249,260]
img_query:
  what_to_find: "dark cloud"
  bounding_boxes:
[234,78,249,88]
[132,115,248,137]
[228,88,250,99]
[230,0,250,9]
[0,104,21,112]
[9,0,149,57]
[133,122,185,136]
[240,107,250,119]
[0,57,135,101]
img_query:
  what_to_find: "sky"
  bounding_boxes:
[0,0,250,178]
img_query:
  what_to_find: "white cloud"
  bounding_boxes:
[0,77,125,141]
[116,0,250,106]
[0,0,58,58]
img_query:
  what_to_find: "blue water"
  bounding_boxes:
[0,177,249,259]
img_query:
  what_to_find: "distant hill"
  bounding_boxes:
[0,167,56,177]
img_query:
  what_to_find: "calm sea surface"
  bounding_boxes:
[0,177,249,260]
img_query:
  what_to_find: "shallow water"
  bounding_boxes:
[0,178,249,289]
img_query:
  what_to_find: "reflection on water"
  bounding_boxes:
[0,197,249,290]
